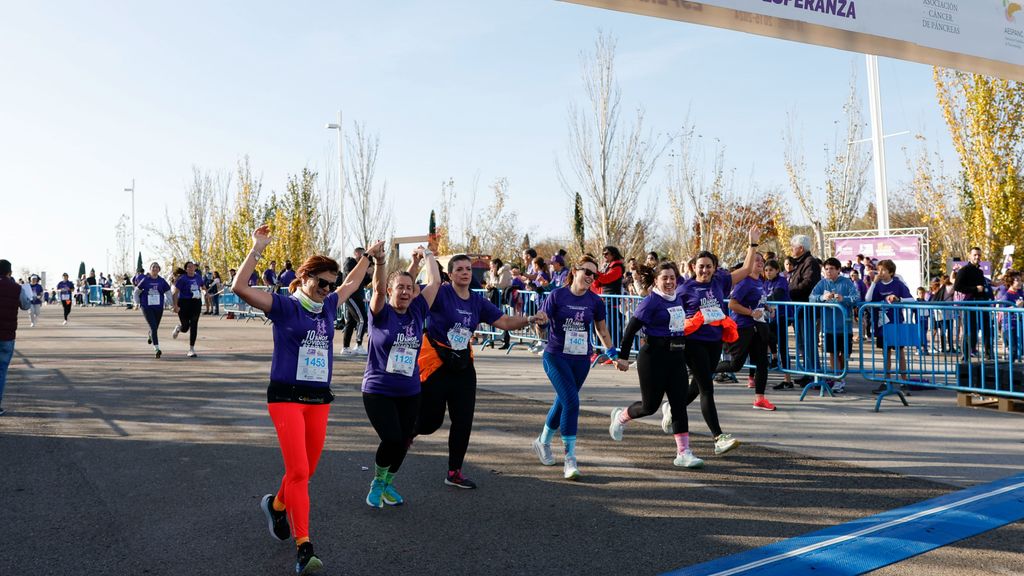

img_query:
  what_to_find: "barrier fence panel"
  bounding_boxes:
[859,301,1024,411]
[591,293,642,366]
[768,300,852,400]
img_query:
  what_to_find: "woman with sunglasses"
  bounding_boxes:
[362,245,441,508]
[136,262,172,358]
[530,256,616,480]
[660,226,762,459]
[234,224,378,576]
[413,254,546,489]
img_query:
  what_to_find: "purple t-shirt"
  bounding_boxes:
[279,269,296,287]
[267,292,339,388]
[57,280,74,301]
[175,273,204,299]
[551,268,569,288]
[132,273,146,286]
[264,268,277,286]
[866,277,912,325]
[677,268,732,342]
[137,276,171,308]
[426,284,502,349]
[540,287,606,358]
[248,271,260,287]
[764,275,790,302]
[729,276,767,330]
[633,292,687,338]
[29,284,43,304]
[362,295,429,397]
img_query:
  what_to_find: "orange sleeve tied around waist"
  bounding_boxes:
[683,310,705,336]
[418,336,473,382]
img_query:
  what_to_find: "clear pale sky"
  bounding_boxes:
[0,0,956,285]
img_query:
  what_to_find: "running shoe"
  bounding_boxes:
[660,401,672,434]
[260,494,290,542]
[172,325,181,339]
[714,433,740,455]
[295,542,323,575]
[772,381,793,390]
[155,348,162,359]
[366,478,386,508]
[563,456,580,480]
[673,450,704,469]
[62,320,67,326]
[752,397,776,411]
[29,322,35,328]
[147,334,152,345]
[747,375,756,389]
[339,347,353,356]
[830,382,846,394]
[444,469,477,489]
[532,437,555,466]
[609,408,625,441]
[382,483,404,506]
[187,349,197,358]
[354,345,368,355]
[0,408,6,417]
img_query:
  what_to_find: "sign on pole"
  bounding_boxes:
[559,0,1024,81]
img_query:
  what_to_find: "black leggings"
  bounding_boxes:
[363,392,420,473]
[142,306,164,346]
[716,325,769,395]
[627,345,689,433]
[177,299,202,347]
[343,298,367,348]
[685,339,724,437]
[62,301,72,321]
[416,363,477,471]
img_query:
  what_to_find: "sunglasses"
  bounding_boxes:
[315,277,339,291]
[577,268,597,277]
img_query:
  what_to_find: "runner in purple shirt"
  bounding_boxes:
[610,262,705,468]
[171,262,204,357]
[56,274,75,325]
[530,255,615,480]
[232,224,377,575]
[362,244,441,509]
[415,254,543,489]
[137,262,171,358]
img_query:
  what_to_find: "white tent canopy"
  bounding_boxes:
[560,0,1024,81]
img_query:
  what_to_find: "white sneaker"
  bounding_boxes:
[714,433,740,455]
[673,450,705,469]
[30,322,35,327]
[660,401,672,434]
[187,348,197,358]
[609,408,625,441]
[532,437,555,466]
[563,456,580,480]
[172,325,181,339]
[355,345,368,355]
[62,320,67,326]
[339,347,354,356]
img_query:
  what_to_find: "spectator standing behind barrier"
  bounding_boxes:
[415,254,545,488]
[953,247,995,360]
[485,258,513,350]
[549,255,569,288]
[592,246,625,295]
[278,260,295,289]
[1000,271,1023,362]
[765,260,794,390]
[264,260,278,291]
[340,248,372,355]
[810,258,860,392]
[865,259,912,391]
[0,259,31,416]
[207,272,223,316]
[787,235,822,385]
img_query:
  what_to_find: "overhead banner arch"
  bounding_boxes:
[559,0,1024,81]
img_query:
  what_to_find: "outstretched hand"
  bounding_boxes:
[367,240,386,259]
[748,225,762,245]
[252,224,272,251]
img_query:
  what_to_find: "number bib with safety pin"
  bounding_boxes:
[147,292,161,306]
[191,283,201,298]
[447,327,472,351]
[296,346,329,382]
[61,291,70,301]
[386,346,417,376]
[701,303,726,323]
[668,306,685,333]
[563,330,589,355]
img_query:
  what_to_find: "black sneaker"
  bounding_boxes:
[295,542,323,575]
[444,469,477,489]
[872,384,888,394]
[260,494,290,542]
[794,376,813,386]
[771,382,793,390]
[147,335,152,344]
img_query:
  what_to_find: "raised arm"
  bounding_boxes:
[730,225,762,286]
[369,244,388,316]
[418,247,441,308]
[336,239,383,301]
[231,225,274,314]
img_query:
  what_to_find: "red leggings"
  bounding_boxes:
[268,402,330,540]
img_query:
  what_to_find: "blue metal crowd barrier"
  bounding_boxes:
[768,301,853,400]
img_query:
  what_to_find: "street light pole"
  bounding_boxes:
[325,111,346,258]
[124,179,135,270]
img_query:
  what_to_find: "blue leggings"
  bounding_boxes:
[542,352,592,437]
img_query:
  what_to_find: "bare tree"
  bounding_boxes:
[114,214,131,276]
[824,76,872,234]
[477,177,522,260]
[557,31,668,254]
[312,151,340,259]
[783,116,825,254]
[345,122,393,250]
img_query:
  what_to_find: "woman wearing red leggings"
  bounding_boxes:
[233,224,380,575]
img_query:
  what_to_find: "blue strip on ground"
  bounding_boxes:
[662,473,1024,576]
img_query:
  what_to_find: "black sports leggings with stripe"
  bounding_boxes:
[177,299,202,347]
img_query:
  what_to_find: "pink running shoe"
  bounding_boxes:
[752,397,777,411]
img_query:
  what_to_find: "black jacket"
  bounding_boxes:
[953,263,992,300]
[788,252,821,303]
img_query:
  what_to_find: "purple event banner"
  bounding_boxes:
[834,236,920,262]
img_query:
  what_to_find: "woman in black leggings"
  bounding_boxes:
[610,262,704,468]
[172,261,204,358]
[137,262,172,358]
[714,252,775,410]
[56,273,75,325]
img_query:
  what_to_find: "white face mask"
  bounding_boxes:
[652,287,675,301]
[293,289,323,314]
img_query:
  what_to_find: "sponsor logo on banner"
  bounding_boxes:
[1006,0,1023,22]
[921,0,960,35]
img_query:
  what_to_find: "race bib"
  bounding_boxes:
[147,293,161,306]
[60,291,70,300]
[563,330,588,355]
[667,306,685,333]
[386,346,417,377]
[191,283,201,297]
[701,304,726,323]
[447,327,472,351]
[753,308,767,323]
[296,346,329,382]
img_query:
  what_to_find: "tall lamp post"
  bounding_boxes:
[124,179,135,270]
[325,111,346,258]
